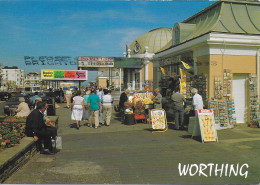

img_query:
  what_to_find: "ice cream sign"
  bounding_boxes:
[41,70,88,80]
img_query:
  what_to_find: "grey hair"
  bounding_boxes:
[191,88,198,94]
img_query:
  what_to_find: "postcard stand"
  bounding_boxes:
[149,109,168,133]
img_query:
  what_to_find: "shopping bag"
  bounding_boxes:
[56,136,62,150]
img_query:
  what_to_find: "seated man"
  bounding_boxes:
[25,101,57,154]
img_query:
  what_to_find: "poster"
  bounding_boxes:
[41,70,88,80]
[197,109,218,143]
[150,109,167,130]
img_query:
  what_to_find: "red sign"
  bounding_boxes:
[64,71,76,79]
[198,109,212,113]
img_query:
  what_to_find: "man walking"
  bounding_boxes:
[65,87,72,108]
[87,88,101,128]
[171,88,186,130]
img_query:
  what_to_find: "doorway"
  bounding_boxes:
[232,74,248,123]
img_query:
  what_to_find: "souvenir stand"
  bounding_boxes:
[208,69,236,130]
[123,101,135,125]
[132,90,154,123]
[179,69,208,102]
[248,74,260,127]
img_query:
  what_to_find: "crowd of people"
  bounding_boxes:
[21,85,203,155]
[69,87,114,130]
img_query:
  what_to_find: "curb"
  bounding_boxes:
[0,137,38,183]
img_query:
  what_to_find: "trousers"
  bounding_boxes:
[89,110,99,127]
[174,106,184,129]
[102,105,112,125]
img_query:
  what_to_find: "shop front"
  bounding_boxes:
[152,0,260,126]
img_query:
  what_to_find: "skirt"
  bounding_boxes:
[71,105,83,121]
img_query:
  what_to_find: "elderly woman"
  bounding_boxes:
[191,88,204,116]
[153,88,162,109]
[71,91,85,130]
[16,97,31,117]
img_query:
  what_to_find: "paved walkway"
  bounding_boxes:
[2,102,260,184]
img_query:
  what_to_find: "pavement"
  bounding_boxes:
[1,95,260,184]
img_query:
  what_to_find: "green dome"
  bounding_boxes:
[129,27,172,55]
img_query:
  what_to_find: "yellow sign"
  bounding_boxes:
[197,109,218,143]
[150,109,167,131]
[42,70,54,79]
[179,69,191,98]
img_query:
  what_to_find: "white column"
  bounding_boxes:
[132,71,135,90]
[139,69,142,90]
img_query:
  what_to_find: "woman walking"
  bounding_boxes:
[71,91,85,129]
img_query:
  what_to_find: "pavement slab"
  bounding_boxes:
[2,102,260,184]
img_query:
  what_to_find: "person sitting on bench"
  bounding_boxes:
[25,101,57,155]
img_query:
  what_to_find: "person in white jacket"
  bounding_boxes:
[191,88,203,116]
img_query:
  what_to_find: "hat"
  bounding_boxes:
[35,97,42,102]
[19,97,25,102]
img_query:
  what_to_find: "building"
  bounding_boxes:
[152,0,260,124]
[1,66,25,90]
[126,28,172,90]
[24,72,42,90]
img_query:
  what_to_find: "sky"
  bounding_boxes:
[0,0,215,82]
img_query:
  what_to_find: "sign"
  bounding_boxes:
[150,109,167,131]
[179,68,191,98]
[41,70,88,80]
[78,56,114,67]
[24,56,77,66]
[197,109,218,143]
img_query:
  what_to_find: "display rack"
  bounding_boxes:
[180,69,208,102]
[227,99,236,125]
[214,77,223,99]
[208,99,220,124]
[218,100,229,127]
[223,69,232,97]
[249,74,259,123]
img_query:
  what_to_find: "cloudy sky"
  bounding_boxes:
[0,0,215,81]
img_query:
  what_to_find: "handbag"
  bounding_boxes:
[55,136,62,150]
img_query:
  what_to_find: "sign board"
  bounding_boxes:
[197,109,218,143]
[179,68,191,98]
[41,70,88,80]
[78,56,114,67]
[150,109,167,130]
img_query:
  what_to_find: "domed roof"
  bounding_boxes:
[129,27,172,55]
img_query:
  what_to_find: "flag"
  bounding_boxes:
[160,67,166,75]
[181,61,191,69]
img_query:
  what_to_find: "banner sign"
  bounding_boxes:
[197,109,218,143]
[41,70,88,80]
[78,56,114,67]
[25,56,77,66]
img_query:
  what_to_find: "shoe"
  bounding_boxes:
[106,124,110,126]
[95,126,98,129]
[41,149,55,155]
[87,124,91,127]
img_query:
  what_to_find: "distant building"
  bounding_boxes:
[1,66,25,89]
[24,72,42,89]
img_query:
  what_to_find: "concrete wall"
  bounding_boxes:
[208,54,257,99]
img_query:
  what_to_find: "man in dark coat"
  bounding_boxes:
[119,89,130,120]
[26,101,56,154]
[119,89,130,110]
